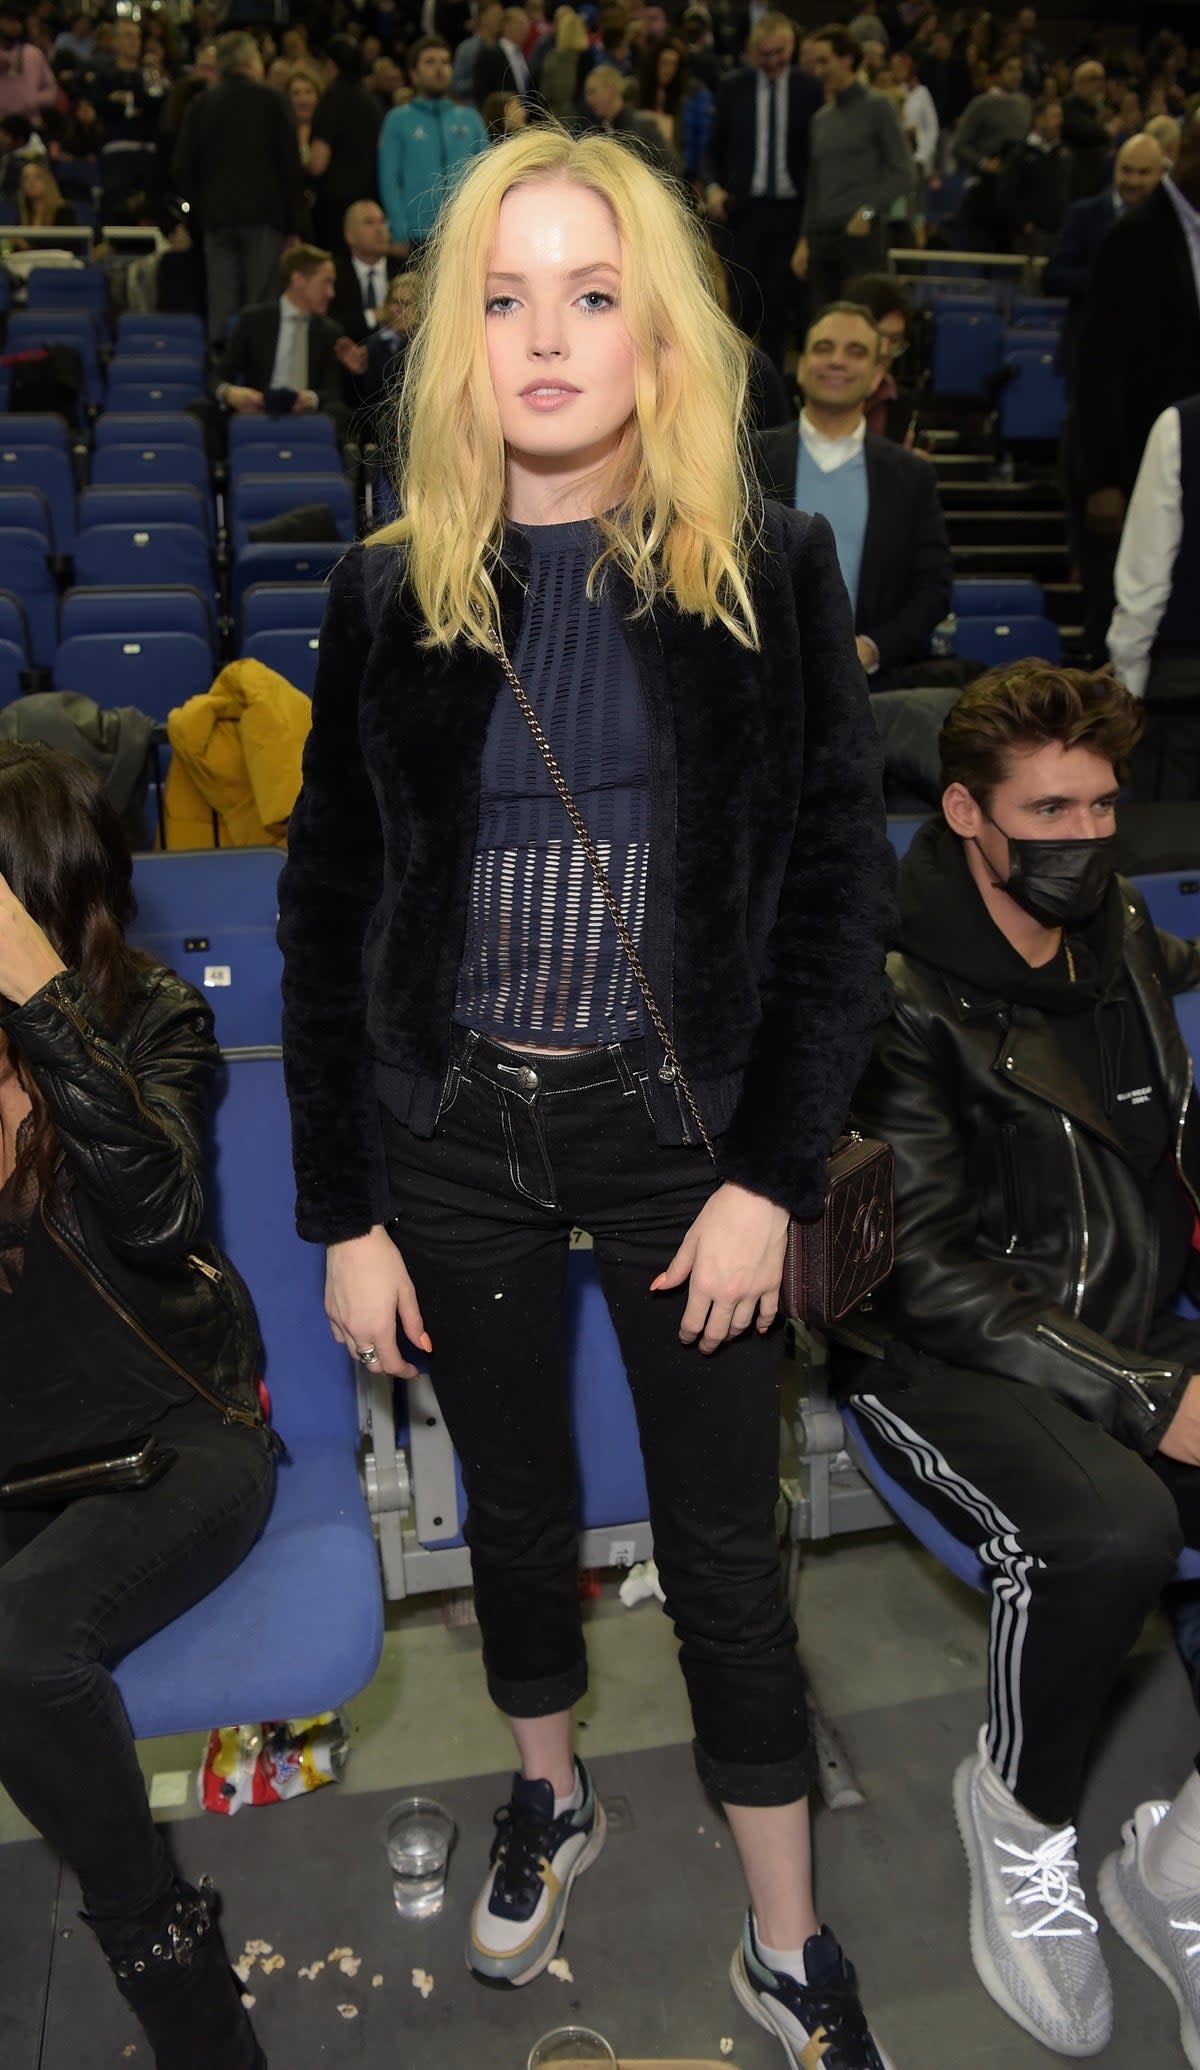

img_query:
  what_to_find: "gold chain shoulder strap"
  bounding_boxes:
[487,627,717,1161]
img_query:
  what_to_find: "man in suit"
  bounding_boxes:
[212,245,348,443]
[704,13,822,371]
[1061,57,1115,200]
[173,30,307,352]
[335,268,418,425]
[331,199,405,344]
[1071,122,1200,660]
[1044,132,1164,380]
[756,300,952,689]
[791,24,910,316]
[578,64,679,174]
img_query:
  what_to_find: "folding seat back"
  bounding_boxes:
[91,441,210,496]
[26,265,108,320]
[242,626,321,693]
[73,523,211,595]
[0,441,75,550]
[62,585,215,656]
[0,484,52,547]
[231,472,354,552]
[53,630,214,723]
[6,311,104,405]
[952,578,1044,618]
[0,529,56,667]
[999,344,1068,442]
[108,353,205,390]
[0,637,25,706]
[931,308,1004,397]
[128,848,286,1048]
[117,312,206,355]
[240,582,327,641]
[231,543,343,617]
[0,588,30,661]
[1128,873,1200,939]
[227,439,340,480]
[94,412,203,454]
[1011,295,1067,327]
[104,379,199,413]
[0,412,71,455]
[954,615,1063,667]
[227,412,341,451]
[79,484,209,538]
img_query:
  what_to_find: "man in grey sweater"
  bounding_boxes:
[953,51,1034,244]
[792,24,911,313]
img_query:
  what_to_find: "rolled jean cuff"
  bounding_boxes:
[485,1655,589,1719]
[692,1735,817,1808]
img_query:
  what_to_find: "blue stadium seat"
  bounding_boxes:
[79,484,211,540]
[54,630,214,721]
[128,849,285,1044]
[0,412,71,455]
[5,310,105,407]
[999,343,1067,441]
[231,472,354,554]
[231,542,345,618]
[105,378,201,414]
[108,353,205,390]
[114,1054,384,1735]
[227,413,341,452]
[91,441,211,497]
[242,626,322,693]
[952,578,1044,618]
[0,441,75,550]
[1129,873,1200,938]
[0,588,30,663]
[928,288,1002,315]
[0,262,10,309]
[62,585,216,656]
[117,312,206,356]
[73,523,212,595]
[94,411,204,451]
[0,637,25,706]
[1011,295,1067,328]
[931,308,1004,397]
[0,529,57,667]
[240,581,327,642]
[0,485,52,548]
[887,815,925,859]
[25,265,108,324]
[227,438,341,480]
[954,615,1063,666]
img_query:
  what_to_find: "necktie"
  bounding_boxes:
[285,311,307,393]
[765,80,778,200]
[364,267,377,311]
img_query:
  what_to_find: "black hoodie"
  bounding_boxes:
[900,819,1192,1311]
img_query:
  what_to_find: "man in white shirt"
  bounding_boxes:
[332,199,403,345]
[1109,396,1200,797]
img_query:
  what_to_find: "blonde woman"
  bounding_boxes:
[278,129,895,2070]
[16,160,77,243]
[286,62,324,166]
[538,5,592,124]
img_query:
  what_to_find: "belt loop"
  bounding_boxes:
[607,1041,635,1093]
[460,1028,480,1072]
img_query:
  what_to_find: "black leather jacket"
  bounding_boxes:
[849,880,1200,1457]
[1,965,265,1433]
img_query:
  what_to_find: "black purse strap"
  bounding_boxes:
[488,627,717,1162]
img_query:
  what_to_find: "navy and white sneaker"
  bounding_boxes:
[730,1913,896,2070]
[467,1760,606,1988]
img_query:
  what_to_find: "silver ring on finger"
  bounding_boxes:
[356,1344,381,1368]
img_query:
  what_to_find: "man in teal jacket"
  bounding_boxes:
[378,37,490,252]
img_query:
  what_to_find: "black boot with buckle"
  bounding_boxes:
[82,1875,267,2069]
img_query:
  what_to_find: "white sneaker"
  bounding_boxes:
[953,1728,1112,2056]
[1099,1801,1200,2069]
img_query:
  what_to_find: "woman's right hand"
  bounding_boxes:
[325,1225,433,1381]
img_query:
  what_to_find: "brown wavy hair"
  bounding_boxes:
[0,744,152,1196]
[939,658,1145,809]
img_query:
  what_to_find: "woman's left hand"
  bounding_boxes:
[651,1181,789,1353]
[0,872,66,1007]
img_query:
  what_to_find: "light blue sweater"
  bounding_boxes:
[794,443,869,615]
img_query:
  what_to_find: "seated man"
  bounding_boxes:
[212,243,347,441]
[334,269,418,427]
[756,300,951,688]
[843,659,1200,2061]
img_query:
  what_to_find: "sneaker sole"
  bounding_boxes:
[952,1756,1111,2059]
[1098,1852,1200,2070]
[467,1799,608,1991]
[728,1942,897,2070]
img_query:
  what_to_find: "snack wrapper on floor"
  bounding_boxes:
[199,1713,349,1814]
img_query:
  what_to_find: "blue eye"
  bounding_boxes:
[578,290,616,313]
[485,295,518,316]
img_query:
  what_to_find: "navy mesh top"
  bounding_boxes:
[452,515,649,1046]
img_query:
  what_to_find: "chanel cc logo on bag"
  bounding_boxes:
[853,1199,888,1262]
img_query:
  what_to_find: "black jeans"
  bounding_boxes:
[382,1027,813,1807]
[723,198,805,372]
[849,1314,1200,1827]
[0,1399,274,1917]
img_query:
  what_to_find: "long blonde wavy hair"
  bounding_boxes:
[372,126,762,652]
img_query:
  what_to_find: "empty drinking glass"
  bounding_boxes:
[383,1796,457,1918]
[526,2027,619,2069]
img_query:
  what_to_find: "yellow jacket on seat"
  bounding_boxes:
[162,659,312,849]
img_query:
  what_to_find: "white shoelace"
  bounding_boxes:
[1170,1916,1200,1960]
[993,1828,1099,1940]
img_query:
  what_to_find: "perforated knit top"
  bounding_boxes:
[452,515,649,1046]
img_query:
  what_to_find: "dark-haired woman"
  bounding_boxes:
[0,744,274,2070]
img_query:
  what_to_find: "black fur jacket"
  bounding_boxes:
[277,503,897,1244]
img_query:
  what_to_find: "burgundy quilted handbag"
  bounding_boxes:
[490,631,897,1329]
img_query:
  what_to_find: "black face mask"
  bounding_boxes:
[977,816,1118,927]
